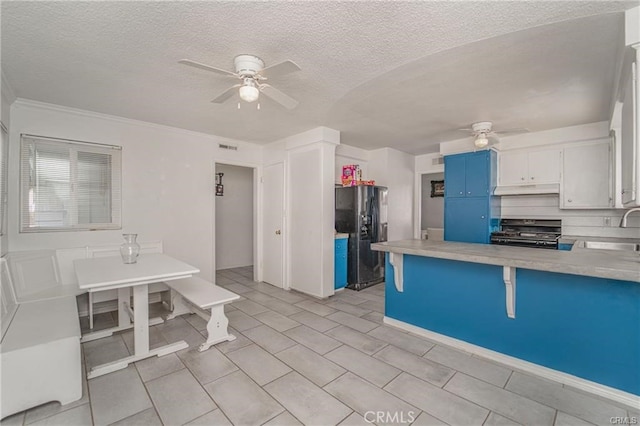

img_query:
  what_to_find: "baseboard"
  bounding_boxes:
[383,316,640,409]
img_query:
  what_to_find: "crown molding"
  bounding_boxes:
[1,71,16,105]
[12,98,259,148]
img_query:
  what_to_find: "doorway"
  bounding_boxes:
[214,163,256,278]
[420,172,445,240]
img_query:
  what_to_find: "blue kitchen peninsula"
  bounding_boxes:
[372,239,640,404]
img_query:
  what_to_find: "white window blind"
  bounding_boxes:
[20,134,122,232]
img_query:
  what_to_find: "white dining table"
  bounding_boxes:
[74,253,199,379]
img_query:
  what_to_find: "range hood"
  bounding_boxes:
[494,183,559,196]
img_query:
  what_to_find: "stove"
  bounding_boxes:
[490,219,561,249]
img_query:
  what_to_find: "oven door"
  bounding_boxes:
[490,236,558,249]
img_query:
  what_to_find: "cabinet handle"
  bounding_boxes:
[459,191,463,195]
[531,177,535,180]
[481,215,485,219]
[275,230,281,235]
[521,177,525,181]
[467,191,471,195]
[567,199,572,203]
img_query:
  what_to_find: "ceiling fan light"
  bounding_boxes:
[475,134,489,148]
[239,85,259,102]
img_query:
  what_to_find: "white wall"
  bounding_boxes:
[7,99,263,281]
[1,73,16,256]
[215,163,254,270]
[501,195,640,238]
[281,127,338,298]
[369,147,415,241]
[439,121,611,156]
[335,144,370,185]
[421,172,445,229]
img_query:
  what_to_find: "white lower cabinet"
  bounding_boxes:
[561,138,613,209]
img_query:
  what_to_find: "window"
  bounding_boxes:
[20,134,122,232]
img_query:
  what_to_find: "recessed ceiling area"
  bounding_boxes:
[1,1,634,154]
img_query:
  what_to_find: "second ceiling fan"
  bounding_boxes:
[179,54,301,109]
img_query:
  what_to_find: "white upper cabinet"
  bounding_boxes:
[528,150,561,184]
[620,46,639,206]
[561,139,613,209]
[498,151,528,185]
[498,148,561,186]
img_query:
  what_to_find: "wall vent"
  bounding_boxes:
[432,156,444,165]
[218,144,238,151]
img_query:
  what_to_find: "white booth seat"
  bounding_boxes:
[5,249,85,303]
[4,242,168,325]
[0,258,82,420]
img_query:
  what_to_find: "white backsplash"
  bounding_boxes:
[500,195,640,239]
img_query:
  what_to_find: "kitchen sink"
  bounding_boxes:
[579,241,640,252]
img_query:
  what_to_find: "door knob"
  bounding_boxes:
[275,230,281,235]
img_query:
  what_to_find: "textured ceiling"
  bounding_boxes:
[1,1,635,154]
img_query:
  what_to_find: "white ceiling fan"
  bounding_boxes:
[460,121,530,148]
[179,54,301,109]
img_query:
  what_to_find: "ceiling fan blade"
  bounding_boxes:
[179,59,237,77]
[496,128,530,136]
[260,60,301,79]
[260,84,299,109]
[211,85,241,103]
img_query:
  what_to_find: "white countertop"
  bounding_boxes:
[371,239,640,283]
[559,235,640,245]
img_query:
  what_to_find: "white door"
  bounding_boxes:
[262,163,285,288]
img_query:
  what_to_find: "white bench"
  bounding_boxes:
[165,276,240,352]
[0,258,82,420]
[5,241,169,330]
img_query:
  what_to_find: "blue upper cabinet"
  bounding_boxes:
[444,151,493,197]
[444,150,499,244]
[444,155,467,197]
[465,152,490,196]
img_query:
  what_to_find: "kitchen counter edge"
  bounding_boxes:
[371,239,640,283]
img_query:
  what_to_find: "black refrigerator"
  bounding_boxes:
[335,185,388,290]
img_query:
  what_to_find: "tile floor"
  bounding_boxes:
[2,266,638,426]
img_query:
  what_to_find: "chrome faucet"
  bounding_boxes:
[619,207,640,227]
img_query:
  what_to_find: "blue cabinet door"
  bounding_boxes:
[444,197,490,243]
[334,238,348,289]
[444,155,466,197]
[465,152,490,196]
